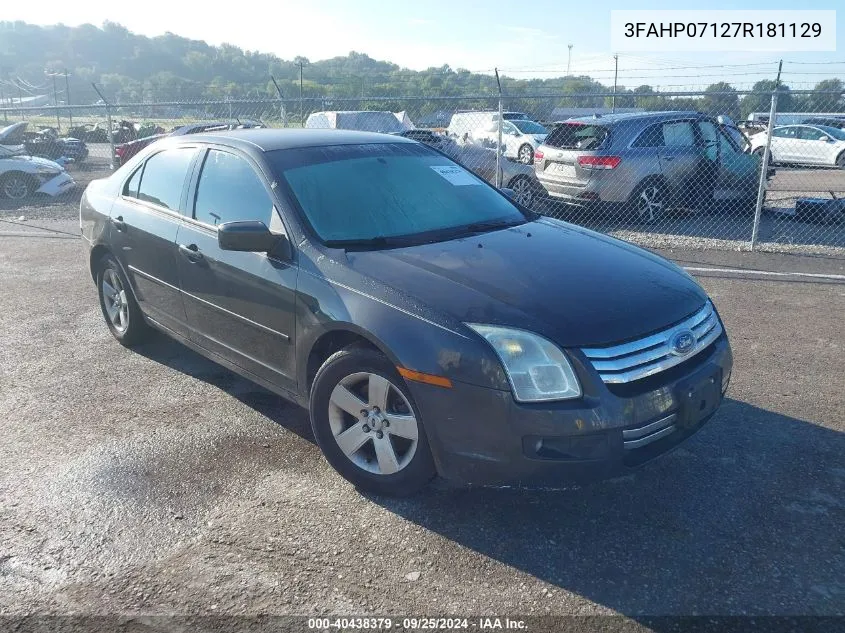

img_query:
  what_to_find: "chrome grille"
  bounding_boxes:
[581,302,722,384]
[622,413,677,450]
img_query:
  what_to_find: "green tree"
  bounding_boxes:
[702,82,739,118]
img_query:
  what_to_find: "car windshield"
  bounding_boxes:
[269,143,529,247]
[511,120,547,134]
[816,125,845,140]
[501,112,529,120]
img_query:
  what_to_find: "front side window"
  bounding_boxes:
[773,127,797,139]
[269,143,528,246]
[797,127,826,141]
[136,147,196,211]
[194,150,274,227]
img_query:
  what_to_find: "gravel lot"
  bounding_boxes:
[1,209,843,627]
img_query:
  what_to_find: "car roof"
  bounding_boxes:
[178,128,416,152]
[560,111,703,125]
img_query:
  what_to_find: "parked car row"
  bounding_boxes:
[0,122,76,200]
[114,120,266,166]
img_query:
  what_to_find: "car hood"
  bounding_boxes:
[342,218,707,347]
[0,154,64,170]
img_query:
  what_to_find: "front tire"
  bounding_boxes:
[0,172,36,200]
[836,151,845,169]
[309,348,436,496]
[508,175,536,209]
[96,254,149,346]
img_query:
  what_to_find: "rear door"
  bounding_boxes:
[107,146,198,336]
[655,120,703,205]
[176,147,298,392]
[770,126,798,162]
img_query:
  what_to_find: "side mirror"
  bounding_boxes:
[500,187,516,200]
[819,136,832,142]
[218,221,280,254]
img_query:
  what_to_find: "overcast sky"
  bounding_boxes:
[6,0,844,87]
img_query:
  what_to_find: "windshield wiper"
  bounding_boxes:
[325,235,415,251]
[461,218,527,234]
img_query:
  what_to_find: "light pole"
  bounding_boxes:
[567,44,573,75]
[45,70,62,132]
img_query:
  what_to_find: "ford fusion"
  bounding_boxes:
[80,130,732,496]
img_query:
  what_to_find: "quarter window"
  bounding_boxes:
[194,150,274,227]
[136,148,196,211]
[123,166,142,198]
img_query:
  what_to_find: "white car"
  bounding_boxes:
[0,122,76,200]
[749,124,845,168]
[471,119,548,164]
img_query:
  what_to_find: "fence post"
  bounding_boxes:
[495,68,503,189]
[91,83,115,171]
[270,75,287,128]
[750,61,782,251]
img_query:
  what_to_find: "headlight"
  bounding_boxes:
[466,324,581,402]
[35,167,61,177]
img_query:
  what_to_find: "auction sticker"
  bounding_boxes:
[611,10,836,52]
[430,165,482,186]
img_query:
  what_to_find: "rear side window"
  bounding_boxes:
[544,123,609,150]
[632,124,664,148]
[136,148,196,211]
[193,150,274,227]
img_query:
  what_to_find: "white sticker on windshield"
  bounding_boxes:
[430,165,482,186]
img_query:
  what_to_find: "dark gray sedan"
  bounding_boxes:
[80,129,732,496]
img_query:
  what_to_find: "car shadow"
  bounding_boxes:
[132,332,315,445]
[129,336,844,619]
[369,398,844,619]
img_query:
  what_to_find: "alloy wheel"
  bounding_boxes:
[101,268,129,333]
[328,372,419,475]
[2,176,32,200]
[510,178,535,208]
[636,185,665,223]
[518,145,534,164]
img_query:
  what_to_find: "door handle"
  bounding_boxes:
[110,216,126,231]
[178,243,204,262]
[661,155,675,161]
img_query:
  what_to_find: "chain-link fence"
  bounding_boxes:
[2,88,844,254]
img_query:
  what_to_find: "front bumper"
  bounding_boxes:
[36,173,76,197]
[408,333,733,487]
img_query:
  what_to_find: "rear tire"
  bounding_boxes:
[95,254,149,346]
[517,144,534,164]
[630,180,667,224]
[836,151,845,169]
[309,347,436,496]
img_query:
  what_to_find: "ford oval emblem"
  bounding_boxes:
[669,329,696,356]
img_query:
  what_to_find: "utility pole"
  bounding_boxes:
[611,54,619,113]
[567,44,573,75]
[64,69,72,129]
[46,71,61,132]
[297,60,305,127]
[0,82,6,123]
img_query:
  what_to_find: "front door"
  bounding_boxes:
[176,147,298,392]
[107,146,198,336]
